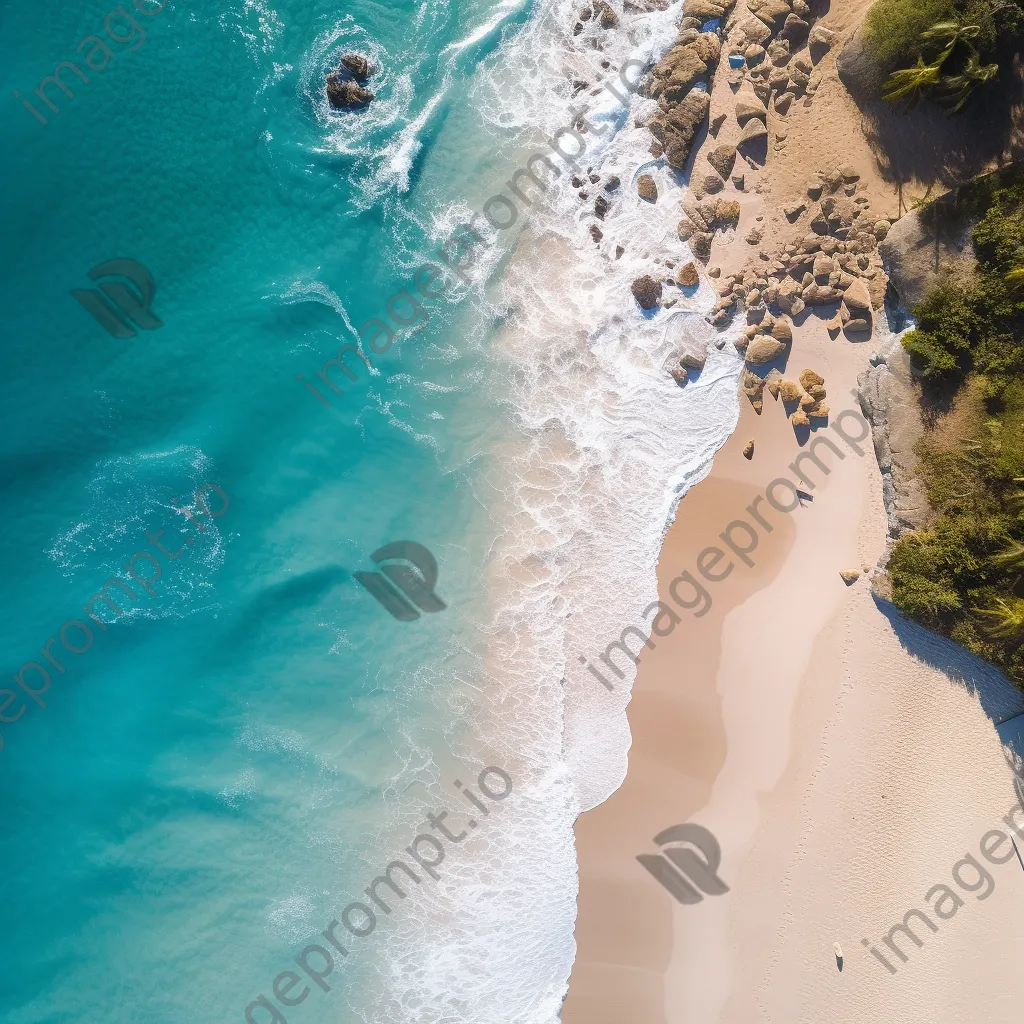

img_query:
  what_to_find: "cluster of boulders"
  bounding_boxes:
[709,164,888,335]
[644,0,737,169]
[728,0,836,106]
[742,365,829,426]
[631,255,704,315]
[327,54,377,110]
[677,194,741,261]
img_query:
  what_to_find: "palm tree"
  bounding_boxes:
[920,20,981,58]
[882,18,999,112]
[882,56,945,105]
[974,597,1024,640]
[992,540,1024,570]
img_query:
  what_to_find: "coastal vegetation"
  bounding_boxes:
[891,176,1024,684]
[863,0,1023,111]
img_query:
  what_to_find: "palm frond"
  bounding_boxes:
[882,57,944,106]
[973,597,1024,639]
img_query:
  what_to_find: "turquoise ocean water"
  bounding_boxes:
[1,0,742,1020]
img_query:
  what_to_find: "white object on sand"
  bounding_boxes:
[833,942,843,959]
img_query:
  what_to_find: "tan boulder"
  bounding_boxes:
[780,379,802,402]
[742,369,765,397]
[676,261,700,287]
[745,335,787,364]
[799,368,824,388]
[707,143,737,180]
[638,174,658,202]
[791,408,810,426]
[743,440,755,459]
[715,198,741,225]
[842,276,872,313]
[840,569,860,585]
[735,93,768,125]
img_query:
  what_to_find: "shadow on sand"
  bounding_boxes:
[874,595,1024,757]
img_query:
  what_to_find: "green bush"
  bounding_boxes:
[865,0,959,73]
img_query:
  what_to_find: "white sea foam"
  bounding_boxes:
[354,1,744,1021]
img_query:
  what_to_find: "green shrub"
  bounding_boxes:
[865,0,958,72]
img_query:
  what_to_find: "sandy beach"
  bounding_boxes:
[563,0,1024,1018]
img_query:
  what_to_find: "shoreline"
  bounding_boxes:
[563,0,1024,1018]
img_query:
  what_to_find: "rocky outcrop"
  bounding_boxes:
[648,31,721,105]
[327,53,377,109]
[644,0,737,169]
[340,54,375,81]
[878,201,977,311]
[649,90,711,169]
[858,352,931,544]
[327,78,374,109]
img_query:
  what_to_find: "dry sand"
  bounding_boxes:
[563,308,1024,1024]
[562,3,1024,1018]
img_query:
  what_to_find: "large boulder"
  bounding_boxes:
[648,43,712,103]
[738,117,768,145]
[879,200,979,310]
[596,1,619,27]
[808,23,836,62]
[677,261,700,286]
[735,92,768,125]
[748,0,792,30]
[842,277,873,313]
[684,0,732,20]
[707,142,737,180]
[836,27,885,102]
[746,334,787,364]
[638,174,658,202]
